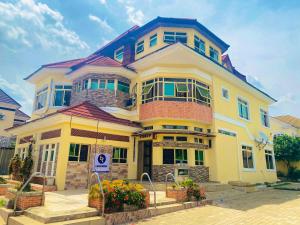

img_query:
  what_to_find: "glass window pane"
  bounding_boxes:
[150,34,157,47]
[79,145,88,162]
[91,79,98,90]
[164,83,175,96]
[176,83,188,92]
[163,149,174,164]
[142,84,154,94]
[44,151,48,161]
[107,80,115,90]
[54,90,63,106]
[50,150,55,161]
[99,80,106,89]
[64,90,71,106]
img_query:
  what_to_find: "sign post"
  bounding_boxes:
[94,153,110,173]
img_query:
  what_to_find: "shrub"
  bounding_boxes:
[277,171,285,178]
[0,177,7,184]
[8,154,22,180]
[288,168,300,181]
[180,178,204,201]
[89,180,146,213]
[0,199,6,208]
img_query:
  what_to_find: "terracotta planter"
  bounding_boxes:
[142,189,150,208]
[5,189,44,210]
[88,197,104,212]
[199,186,206,199]
[0,184,11,195]
[166,188,187,202]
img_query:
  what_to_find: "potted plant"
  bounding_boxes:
[8,154,22,181]
[0,177,10,196]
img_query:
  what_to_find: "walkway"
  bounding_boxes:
[136,189,300,225]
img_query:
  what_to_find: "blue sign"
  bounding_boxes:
[94,153,110,172]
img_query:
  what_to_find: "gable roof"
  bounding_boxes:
[0,89,21,107]
[58,101,141,128]
[15,109,30,120]
[275,115,300,129]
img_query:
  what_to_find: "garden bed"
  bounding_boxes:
[5,188,44,210]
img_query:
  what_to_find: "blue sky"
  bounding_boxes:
[0,0,300,117]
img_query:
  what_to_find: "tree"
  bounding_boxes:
[8,154,22,181]
[20,142,34,190]
[274,134,300,173]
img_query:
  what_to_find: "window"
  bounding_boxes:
[74,82,81,93]
[163,149,174,164]
[194,127,203,132]
[18,147,27,160]
[195,150,204,165]
[208,140,212,148]
[194,138,203,143]
[82,79,89,90]
[194,35,205,54]
[117,81,130,93]
[218,129,236,137]
[242,145,254,169]
[53,85,72,107]
[68,144,89,162]
[0,113,4,120]
[143,126,153,130]
[222,88,229,100]
[176,136,187,142]
[112,147,127,163]
[209,47,219,62]
[107,80,115,91]
[175,149,187,164]
[260,109,270,127]
[163,32,187,44]
[238,98,249,120]
[163,136,174,141]
[90,79,98,90]
[136,40,144,54]
[141,78,211,106]
[149,34,157,47]
[99,80,106,89]
[265,150,274,170]
[35,87,48,110]
[115,47,124,62]
[162,125,188,130]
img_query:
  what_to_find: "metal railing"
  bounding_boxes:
[90,172,105,216]
[13,172,46,215]
[140,172,156,208]
[165,172,179,191]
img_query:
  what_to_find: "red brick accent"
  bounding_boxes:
[19,135,33,144]
[40,129,61,140]
[140,101,212,123]
[143,190,150,208]
[166,188,187,202]
[5,190,43,210]
[71,128,130,142]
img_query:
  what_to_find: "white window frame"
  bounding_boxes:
[265,149,276,172]
[195,149,204,166]
[114,46,124,62]
[241,144,256,171]
[41,143,57,177]
[35,86,48,111]
[237,97,250,121]
[260,108,270,128]
[52,83,72,107]
[209,46,219,62]
[149,33,157,47]
[136,40,144,54]
[221,87,230,101]
[194,35,205,55]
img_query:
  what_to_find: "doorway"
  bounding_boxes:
[137,141,153,179]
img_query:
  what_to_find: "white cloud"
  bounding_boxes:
[88,14,113,32]
[0,77,34,115]
[0,0,89,52]
[96,38,111,49]
[125,5,144,26]
[99,0,107,4]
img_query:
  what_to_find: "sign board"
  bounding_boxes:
[94,153,110,172]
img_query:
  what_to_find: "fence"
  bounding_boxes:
[0,147,14,175]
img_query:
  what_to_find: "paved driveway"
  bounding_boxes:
[135,189,300,225]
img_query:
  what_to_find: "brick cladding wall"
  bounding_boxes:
[152,165,209,183]
[71,73,130,109]
[65,145,128,190]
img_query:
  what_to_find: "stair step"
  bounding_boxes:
[24,207,99,224]
[8,215,105,225]
[150,199,177,207]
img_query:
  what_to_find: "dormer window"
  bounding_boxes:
[115,47,124,62]
[149,34,157,47]
[53,84,72,107]
[35,87,48,110]
[164,32,187,44]
[209,47,219,62]
[136,40,144,54]
[194,35,205,55]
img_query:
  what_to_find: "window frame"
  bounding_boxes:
[68,144,89,162]
[149,34,157,47]
[195,150,204,166]
[241,144,255,171]
[265,149,275,171]
[260,108,270,128]
[53,84,72,107]
[221,87,229,101]
[112,147,128,163]
[35,86,48,110]
[237,97,250,121]
[115,46,124,62]
[194,35,205,55]
[209,46,219,62]
[163,32,187,44]
[136,40,144,54]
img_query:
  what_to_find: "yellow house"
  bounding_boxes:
[0,89,30,147]
[7,17,278,190]
[271,115,300,174]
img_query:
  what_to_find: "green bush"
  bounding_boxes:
[0,177,7,184]
[288,167,300,181]
[277,171,285,178]
[0,199,6,208]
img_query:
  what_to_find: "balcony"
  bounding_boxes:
[139,101,212,123]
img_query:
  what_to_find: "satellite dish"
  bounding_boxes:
[255,131,269,149]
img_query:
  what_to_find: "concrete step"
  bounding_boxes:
[24,207,99,224]
[150,199,177,207]
[8,215,105,225]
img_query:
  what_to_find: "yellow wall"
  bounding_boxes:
[0,106,16,137]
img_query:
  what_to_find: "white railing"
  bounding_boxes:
[90,172,105,216]
[140,172,156,208]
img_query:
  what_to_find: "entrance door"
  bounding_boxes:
[41,144,57,176]
[143,141,152,178]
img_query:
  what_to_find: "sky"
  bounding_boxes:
[0,0,300,117]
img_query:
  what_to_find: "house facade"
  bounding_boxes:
[7,17,277,190]
[0,89,30,147]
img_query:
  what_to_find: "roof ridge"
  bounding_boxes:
[43,58,84,67]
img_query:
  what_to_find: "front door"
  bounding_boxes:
[41,143,57,176]
[143,141,152,178]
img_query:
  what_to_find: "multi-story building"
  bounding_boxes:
[0,89,30,147]
[271,115,300,174]
[7,17,277,190]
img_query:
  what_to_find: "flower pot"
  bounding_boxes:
[166,188,187,202]
[0,184,11,196]
[88,197,103,212]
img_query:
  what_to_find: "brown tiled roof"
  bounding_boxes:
[43,58,86,68]
[0,89,21,107]
[58,101,141,128]
[15,109,30,119]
